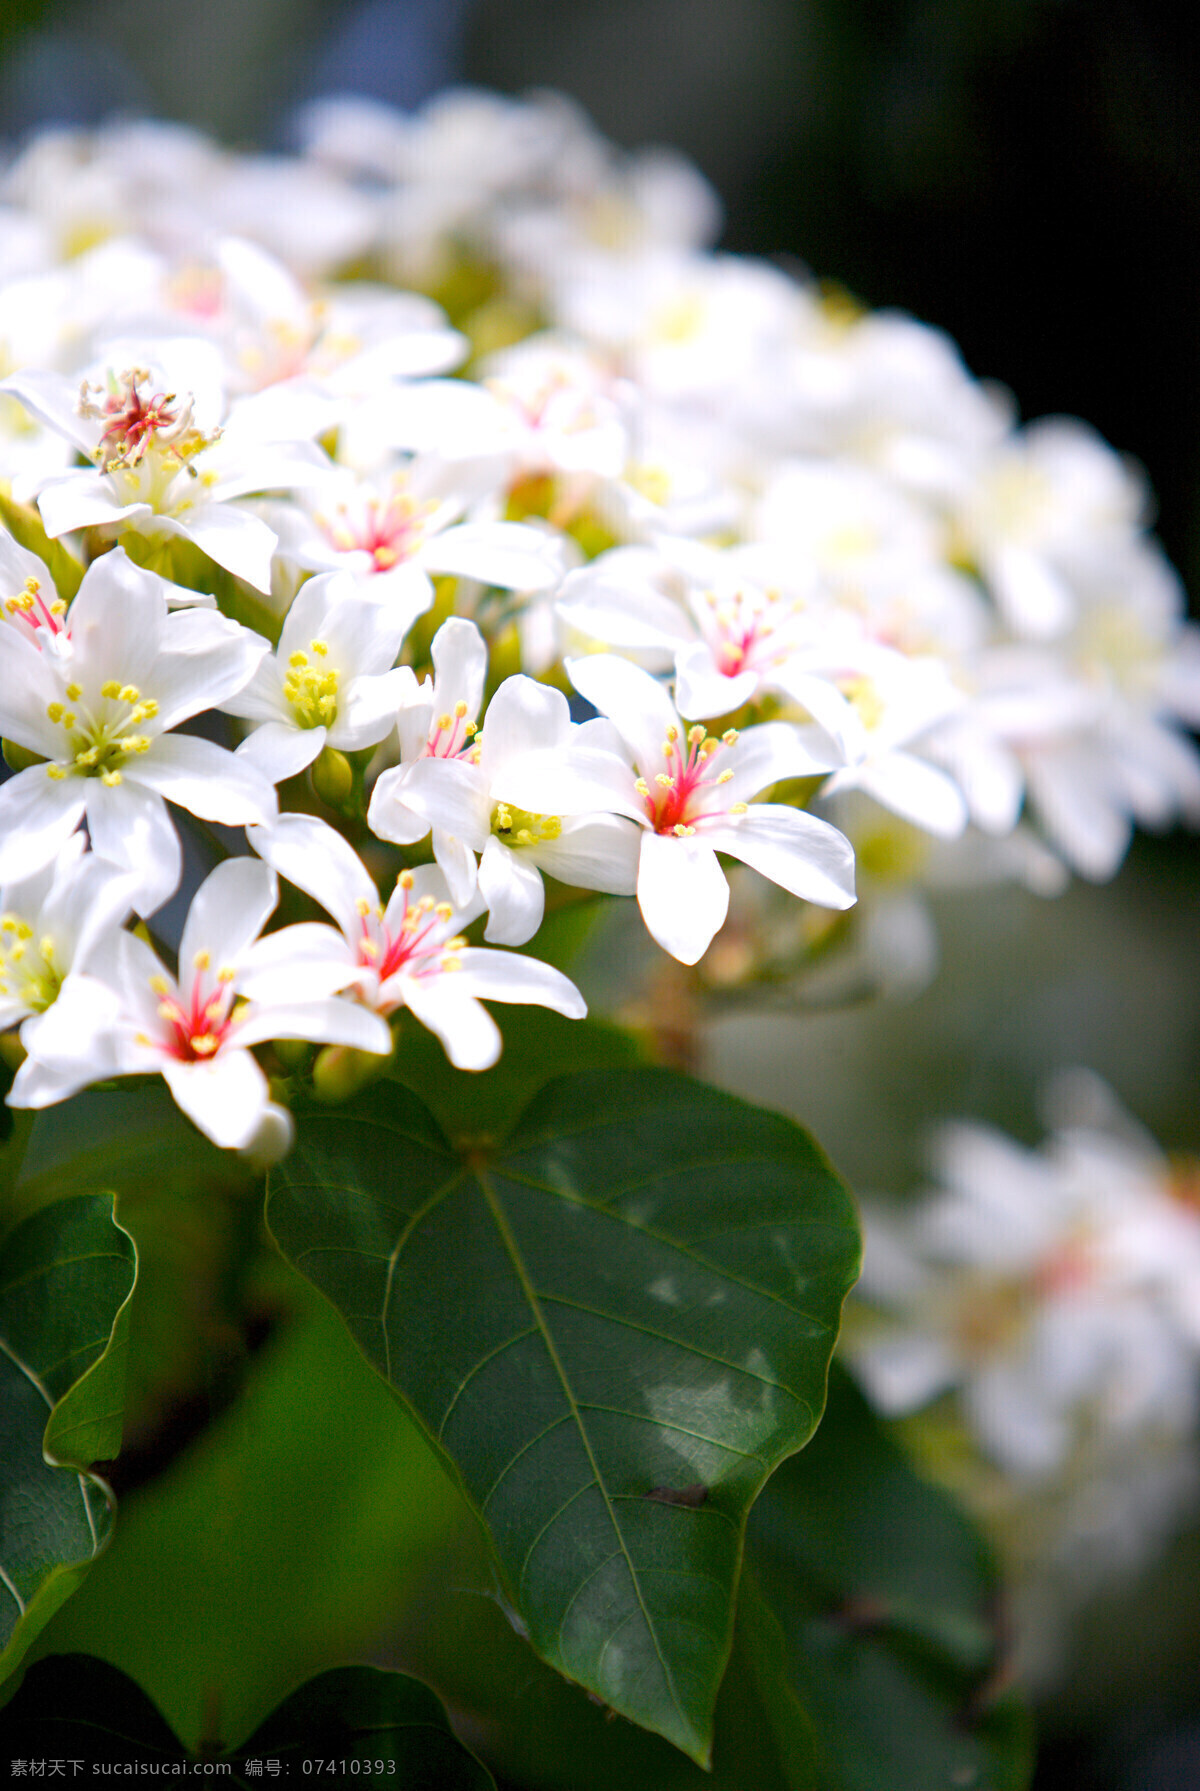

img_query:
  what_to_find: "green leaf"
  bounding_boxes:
[267,1067,861,1765]
[3,1655,496,1787]
[0,489,85,599]
[16,1080,248,1205]
[0,1194,137,1686]
[387,1005,645,1141]
[744,1365,1034,1791]
[238,1664,495,1785]
[21,1257,462,1751]
[393,1503,822,1791]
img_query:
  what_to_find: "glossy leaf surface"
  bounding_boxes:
[0,1194,136,1685]
[268,1067,860,1763]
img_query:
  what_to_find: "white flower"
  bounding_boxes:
[0,548,274,912]
[563,653,855,964]
[0,362,332,592]
[849,1073,1200,1480]
[249,812,586,1070]
[266,455,568,627]
[556,540,859,745]
[816,644,970,839]
[0,834,138,1061]
[364,615,489,903]
[953,419,1147,640]
[371,669,642,946]
[222,571,412,783]
[10,856,391,1155]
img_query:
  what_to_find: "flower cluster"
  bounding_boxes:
[844,1072,1200,1658]
[0,90,1196,1152]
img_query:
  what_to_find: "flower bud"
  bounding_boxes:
[273,1037,313,1073]
[237,1101,295,1170]
[312,1043,391,1103]
[311,745,353,809]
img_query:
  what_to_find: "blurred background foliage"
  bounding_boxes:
[2,2,1199,1786]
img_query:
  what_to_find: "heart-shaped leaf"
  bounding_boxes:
[2,1654,495,1786]
[0,1194,137,1686]
[267,1067,860,1764]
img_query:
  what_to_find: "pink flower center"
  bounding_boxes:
[353,878,466,1008]
[1032,1235,1096,1297]
[701,585,797,682]
[317,481,434,572]
[5,576,69,647]
[80,368,198,472]
[151,960,238,1061]
[421,700,478,760]
[636,724,748,836]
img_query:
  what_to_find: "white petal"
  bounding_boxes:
[430,615,488,716]
[567,653,680,775]
[422,520,566,592]
[238,921,358,1003]
[69,548,169,684]
[249,811,377,939]
[455,949,586,1018]
[985,543,1075,640]
[366,764,433,846]
[525,812,641,895]
[722,719,842,801]
[400,980,502,1071]
[0,769,85,883]
[179,856,278,972]
[701,804,857,910]
[233,996,391,1054]
[180,505,279,593]
[130,734,277,826]
[492,740,643,823]
[0,367,98,453]
[853,751,969,839]
[83,778,180,915]
[163,1049,270,1149]
[478,675,571,775]
[479,837,544,945]
[386,756,491,848]
[432,830,479,909]
[38,474,150,537]
[236,720,325,782]
[331,667,410,750]
[9,973,126,1108]
[673,645,758,721]
[636,831,728,965]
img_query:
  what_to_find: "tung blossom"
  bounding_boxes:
[0,833,138,1078]
[250,813,587,1070]
[0,360,333,592]
[370,669,642,945]
[562,653,856,964]
[0,548,275,912]
[222,570,413,783]
[11,856,392,1156]
[848,1072,1200,1480]
[265,452,568,631]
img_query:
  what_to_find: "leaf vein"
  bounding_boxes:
[513,1475,600,1586]
[500,1167,840,1327]
[438,1326,540,1440]
[537,1293,806,1401]
[476,1167,692,1736]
